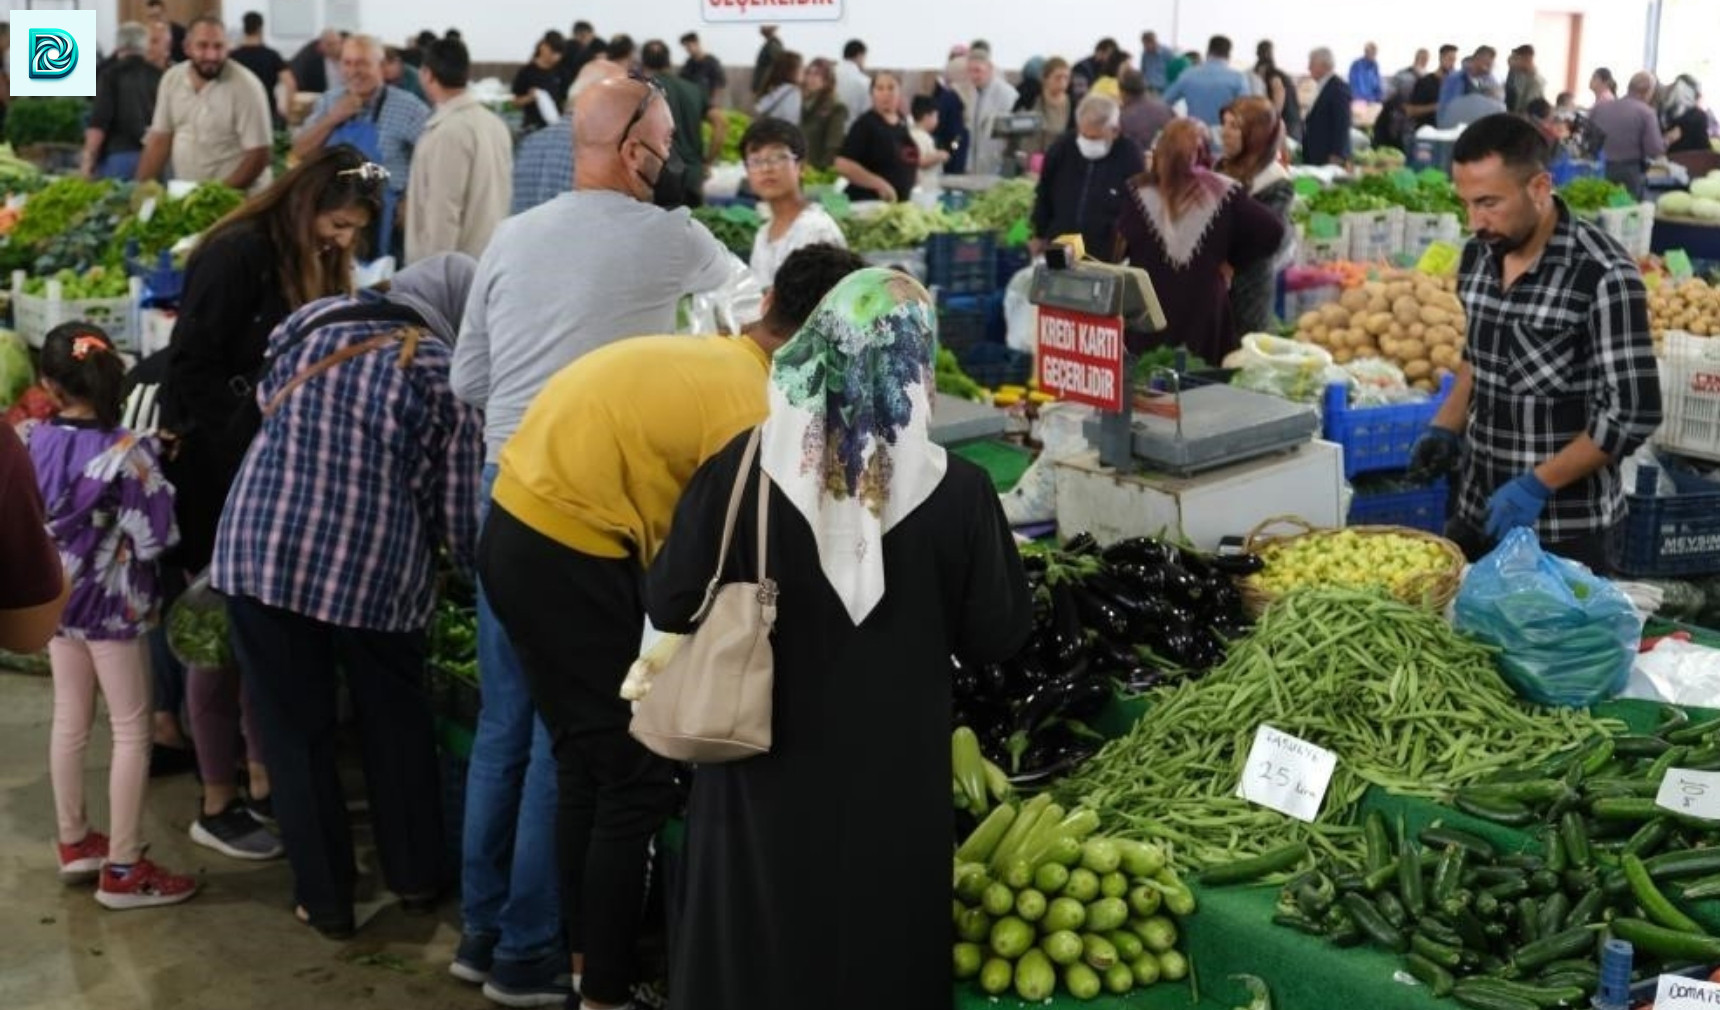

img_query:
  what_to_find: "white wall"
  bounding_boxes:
[249,0,1659,89]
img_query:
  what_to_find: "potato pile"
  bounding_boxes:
[1292,270,1466,392]
[1648,277,1720,348]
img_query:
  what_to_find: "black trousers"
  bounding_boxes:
[480,506,680,1006]
[226,595,444,930]
[1445,516,1615,575]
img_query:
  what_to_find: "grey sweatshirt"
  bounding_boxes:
[452,189,735,462]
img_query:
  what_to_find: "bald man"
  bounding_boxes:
[450,75,748,1003]
[294,35,430,258]
[1589,71,1666,200]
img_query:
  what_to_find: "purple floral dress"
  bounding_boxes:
[19,418,179,641]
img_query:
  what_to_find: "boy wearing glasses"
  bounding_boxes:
[742,119,847,286]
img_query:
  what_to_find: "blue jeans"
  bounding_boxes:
[97,151,141,181]
[460,464,562,963]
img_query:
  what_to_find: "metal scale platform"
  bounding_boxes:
[1025,257,1317,475]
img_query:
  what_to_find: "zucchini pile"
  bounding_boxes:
[1243,706,1720,1010]
[953,796,1198,1002]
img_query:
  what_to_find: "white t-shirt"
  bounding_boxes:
[749,203,848,288]
[911,126,942,193]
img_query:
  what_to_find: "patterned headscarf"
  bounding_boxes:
[761,268,949,625]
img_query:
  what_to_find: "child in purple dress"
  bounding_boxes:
[21,324,198,910]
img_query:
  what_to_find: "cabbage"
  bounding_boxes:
[1661,191,1696,217]
[1694,197,1720,220]
[1691,177,1720,200]
[0,329,31,408]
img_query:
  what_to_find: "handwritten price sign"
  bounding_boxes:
[1655,974,1720,1010]
[1236,725,1337,823]
[1656,768,1720,822]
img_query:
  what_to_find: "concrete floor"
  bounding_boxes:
[0,670,488,1010]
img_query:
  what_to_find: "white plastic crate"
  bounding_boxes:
[1401,212,1462,260]
[1599,202,1656,259]
[1345,208,1407,263]
[10,270,143,352]
[1295,221,1353,267]
[1655,331,1720,463]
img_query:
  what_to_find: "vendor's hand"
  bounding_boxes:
[1485,472,1552,541]
[331,93,365,124]
[1029,237,1047,257]
[878,182,899,204]
[1406,426,1461,484]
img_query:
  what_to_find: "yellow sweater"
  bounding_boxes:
[493,334,771,562]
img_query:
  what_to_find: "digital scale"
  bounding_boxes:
[1028,256,1319,475]
[991,112,1045,179]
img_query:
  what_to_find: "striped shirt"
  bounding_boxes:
[1456,198,1662,541]
[211,291,484,632]
[511,115,574,215]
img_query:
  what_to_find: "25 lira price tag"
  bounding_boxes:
[1655,973,1720,1010]
[1236,725,1337,823]
[1656,768,1720,822]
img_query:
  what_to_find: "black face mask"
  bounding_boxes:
[634,141,682,191]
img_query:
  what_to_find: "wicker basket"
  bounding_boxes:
[1238,515,1466,616]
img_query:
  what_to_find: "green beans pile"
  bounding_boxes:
[1055,587,1608,870]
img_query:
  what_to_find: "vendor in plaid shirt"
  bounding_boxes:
[1411,114,1662,571]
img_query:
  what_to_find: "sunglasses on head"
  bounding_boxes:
[337,161,391,188]
[618,69,666,152]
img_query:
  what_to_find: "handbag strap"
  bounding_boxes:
[690,428,769,624]
[261,327,424,419]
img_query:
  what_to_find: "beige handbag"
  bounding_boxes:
[630,429,777,763]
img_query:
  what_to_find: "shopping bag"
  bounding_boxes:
[1453,528,1642,707]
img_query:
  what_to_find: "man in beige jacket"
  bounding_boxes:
[406,38,513,264]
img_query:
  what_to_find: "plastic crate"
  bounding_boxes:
[936,291,1005,353]
[1347,478,1449,533]
[1322,374,1455,480]
[1656,331,1720,463]
[10,271,143,353]
[925,230,998,295]
[1610,464,1720,576]
[959,343,1033,388]
[124,244,185,305]
[995,245,1033,289]
[1550,155,1606,187]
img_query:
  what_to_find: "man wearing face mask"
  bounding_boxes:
[405,38,513,263]
[1409,115,1661,571]
[1029,95,1144,261]
[137,17,273,193]
[450,79,751,1000]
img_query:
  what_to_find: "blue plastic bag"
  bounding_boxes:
[1453,528,1642,708]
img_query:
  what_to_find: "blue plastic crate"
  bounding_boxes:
[1550,155,1606,187]
[937,291,1005,352]
[925,231,998,295]
[959,343,1033,389]
[995,245,1032,289]
[1610,465,1720,576]
[1323,374,1455,480]
[123,243,185,304]
[1348,479,1449,533]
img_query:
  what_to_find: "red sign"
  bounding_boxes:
[1036,305,1125,411]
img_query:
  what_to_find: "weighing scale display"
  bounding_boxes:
[1034,271,1118,314]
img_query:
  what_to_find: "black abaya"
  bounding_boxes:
[646,434,1031,1010]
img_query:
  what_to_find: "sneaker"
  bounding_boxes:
[481,952,575,1008]
[244,793,275,827]
[449,931,498,985]
[189,801,284,861]
[95,857,198,910]
[57,831,109,882]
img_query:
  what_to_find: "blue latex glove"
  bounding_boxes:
[1485,473,1552,541]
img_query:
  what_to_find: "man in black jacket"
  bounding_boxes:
[1030,95,1145,261]
[83,21,161,179]
[1302,47,1353,166]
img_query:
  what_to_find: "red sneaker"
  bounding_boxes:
[57,831,109,882]
[95,857,199,910]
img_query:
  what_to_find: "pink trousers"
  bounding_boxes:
[49,637,152,864]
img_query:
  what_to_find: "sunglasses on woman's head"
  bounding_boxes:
[337,161,391,188]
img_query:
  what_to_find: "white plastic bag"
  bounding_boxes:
[1001,402,1092,525]
[681,253,765,335]
[1003,264,1038,353]
[1624,638,1720,706]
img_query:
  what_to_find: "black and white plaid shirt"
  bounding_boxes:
[1456,198,1662,541]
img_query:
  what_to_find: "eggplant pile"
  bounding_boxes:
[954,533,1260,782]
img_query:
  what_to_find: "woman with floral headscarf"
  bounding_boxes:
[647,269,1031,1010]
[1118,117,1286,362]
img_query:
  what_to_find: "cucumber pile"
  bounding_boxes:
[1238,706,1720,1010]
[953,795,1197,1002]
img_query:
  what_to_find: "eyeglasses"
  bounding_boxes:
[618,69,666,152]
[745,152,798,171]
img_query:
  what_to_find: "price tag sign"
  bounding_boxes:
[138,197,158,224]
[1655,974,1720,1010]
[1237,725,1337,823]
[1666,249,1696,282]
[1417,241,1462,277]
[1656,768,1720,822]
[1308,212,1341,240]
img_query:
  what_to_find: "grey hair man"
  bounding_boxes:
[1029,92,1146,258]
[84,21,163,180]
